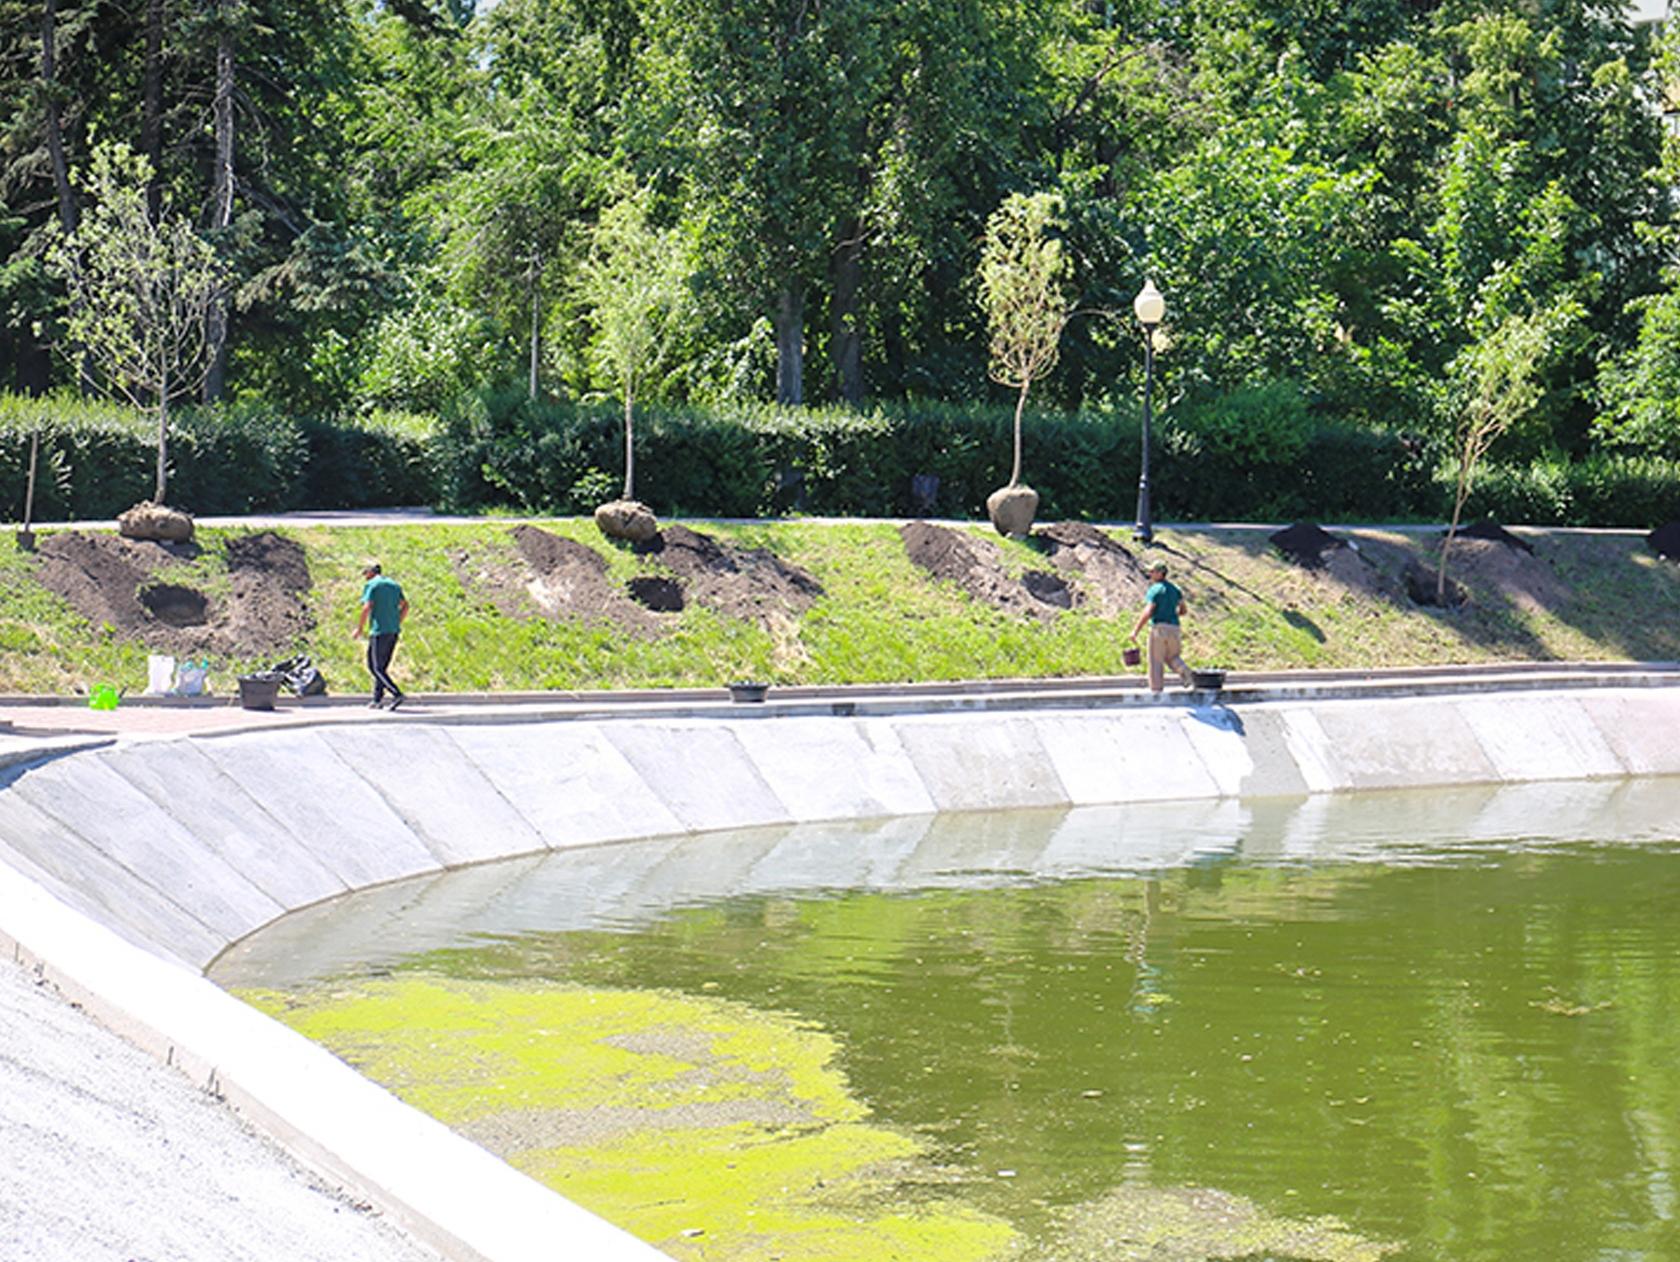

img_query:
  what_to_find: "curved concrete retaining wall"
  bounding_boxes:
[3,679,1679,1261]
[3,684,1678,972]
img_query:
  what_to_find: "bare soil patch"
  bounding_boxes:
[1036,521,1152,617]
[1453,519,1533,553]
[35,530,313,656]
[900,520,1074,620]
[635,524,824,626]
[1439,534,1571,615]
[455,524,823,636]
[451,526,662,637]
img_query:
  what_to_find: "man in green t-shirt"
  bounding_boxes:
[1128,559,1193,693]
[354,562,409,709]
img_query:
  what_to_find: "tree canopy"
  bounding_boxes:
[2,0,1676,475]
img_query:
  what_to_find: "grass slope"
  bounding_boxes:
[0,519,1676,697]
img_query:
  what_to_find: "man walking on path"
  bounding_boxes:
[355,563,409,709]
[1129,559,1193,693]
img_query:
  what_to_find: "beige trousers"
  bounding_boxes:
[1148,624,1192,691]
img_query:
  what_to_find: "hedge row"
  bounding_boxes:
[0,394,437,519]
[6,390,1678,528]
[1460,455,1680,528]
[437,388,1441,523]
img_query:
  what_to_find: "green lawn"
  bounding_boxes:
[0,518,1674,697]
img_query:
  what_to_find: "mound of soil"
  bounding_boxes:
[1036,521,1152,617]
[455,526,663,637]
[1447,519,1533,554]
[1439,535,1570,615]
[1269,522,1346,568]
[1647,520,1680,560]
[636,525,824,626]
[35,529,313,656]
[458,524,823,635]
[900,521,1073,620]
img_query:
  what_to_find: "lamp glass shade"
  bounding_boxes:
[1134,280,1165,326]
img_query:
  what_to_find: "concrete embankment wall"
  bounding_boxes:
[3,684,1678,973]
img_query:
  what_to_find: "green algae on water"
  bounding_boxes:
[241,975,1019,1261]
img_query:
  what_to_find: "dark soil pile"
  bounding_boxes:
[900,520,1073,619]
[1271,522,1399,601]
[1647,520,1680,560]
[1449,519,1534,554]
[635,524,824,626]
[459,524,824,634]
[1269,522,1346,568]
[455,526,663,637]
[35,530,313,656]
[1036,521,1152,617]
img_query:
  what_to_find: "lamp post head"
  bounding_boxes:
[1134,279,1165,328]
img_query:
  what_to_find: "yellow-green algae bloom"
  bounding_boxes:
[242,975,1017,1261]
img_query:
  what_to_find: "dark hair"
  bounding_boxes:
[363,562,381,576]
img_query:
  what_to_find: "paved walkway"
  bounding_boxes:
[0,954,440,1262]
[0,660,1671,750]
[12,508,1654,535]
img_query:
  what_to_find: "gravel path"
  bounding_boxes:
[0,955,441,1262]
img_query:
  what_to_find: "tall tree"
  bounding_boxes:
[575,190,688,504]
[47,142,223,503]
[641,0,884,405]
[202,0,239,400]
[979,190,1074,535]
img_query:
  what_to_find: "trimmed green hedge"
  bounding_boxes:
[436,388,1441,522]
[1459,455,1680,528]
[0,394,438,519]
[8,389,1675,528]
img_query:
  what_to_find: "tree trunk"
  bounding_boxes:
[528,271,541,400]
[41,0,76,236]
[204,8,235,402]
[142,0,165,220]
[622,379,635,501]
[774,281,805,406]
[43,0,90,394]
[155,376,171,504]
[1010,379,1030,487]
[1438,447,1474,604]
[829,222,863,406]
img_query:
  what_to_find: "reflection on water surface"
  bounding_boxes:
[221,781,1680,1261]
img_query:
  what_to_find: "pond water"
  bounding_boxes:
[216,780,1680,1262]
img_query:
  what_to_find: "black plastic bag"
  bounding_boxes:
[270,654,327,697]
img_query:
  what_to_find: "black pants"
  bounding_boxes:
[367,632,403,702]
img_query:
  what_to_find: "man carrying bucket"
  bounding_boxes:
[1129,559,1193,693]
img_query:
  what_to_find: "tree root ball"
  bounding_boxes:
[594,499,659,544]
[117,501,195,543]
[986,484,1039,537]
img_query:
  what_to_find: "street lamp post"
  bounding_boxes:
[1133,279,1165,544]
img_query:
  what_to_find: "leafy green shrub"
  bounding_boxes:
[1177,380,1313,465]
[1457,460,1574,526]
[431,385,1443,522]
[299,409,440,509]
[1452,455,1680,527]
[0,392,440,518]
[167,401,310,513]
